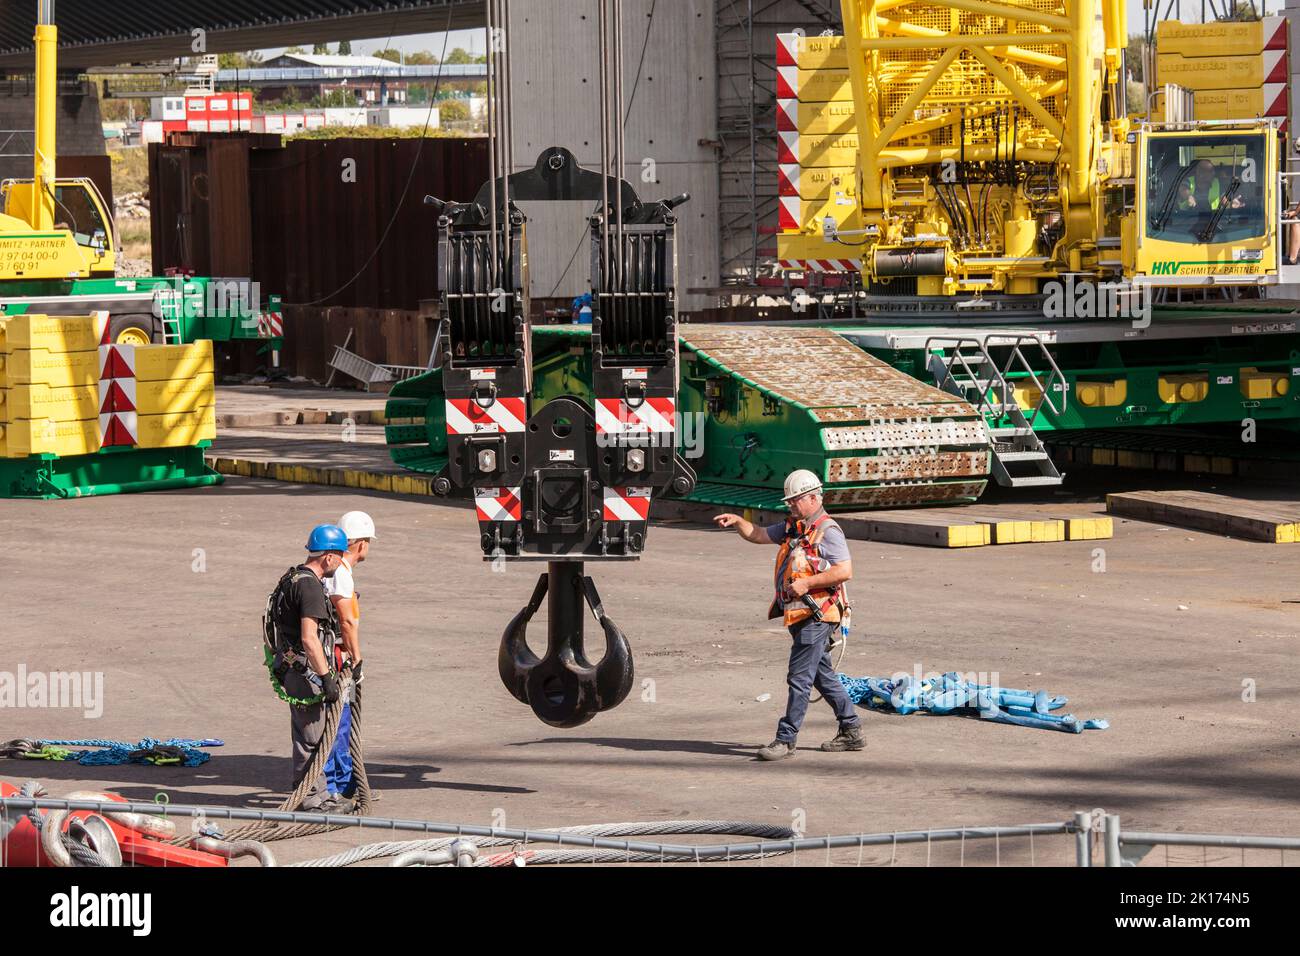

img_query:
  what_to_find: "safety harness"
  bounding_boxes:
[769,513,848,627]
[263,566,341,707]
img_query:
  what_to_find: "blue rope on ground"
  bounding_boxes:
[34,738,224,767]
[838,672,1108,733]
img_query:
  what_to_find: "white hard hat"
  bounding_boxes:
[782,469,823,502]
[338,510,377,541]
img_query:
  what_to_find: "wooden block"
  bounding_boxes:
[1117,450,1155,470]
[1062,516,1113,541]
[965,514,1067,545]
[358,471,393,493]
[1107,490,1300,543]
[864,510,990,548]
[391,474,431,497]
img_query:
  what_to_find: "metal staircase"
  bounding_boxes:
[925,334,1066,488]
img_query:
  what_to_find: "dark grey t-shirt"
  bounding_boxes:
[765,517,851,564]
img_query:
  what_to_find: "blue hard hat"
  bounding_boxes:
[306,524,348,553]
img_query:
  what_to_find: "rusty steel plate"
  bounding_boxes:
[821,420,988,451]
[827,451,991,483]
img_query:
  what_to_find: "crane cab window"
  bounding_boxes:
[1145,134,1266,245]
[52,183,109,251]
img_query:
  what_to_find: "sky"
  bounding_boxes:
[260,28,485,61]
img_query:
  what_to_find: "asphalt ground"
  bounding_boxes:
[3,472,1298,865]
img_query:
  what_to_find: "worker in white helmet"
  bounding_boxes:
[320,509,376,810]
[714,470,863,761]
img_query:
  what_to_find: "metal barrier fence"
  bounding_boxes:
[2,796,1296,866]
[1097,813,1300,868]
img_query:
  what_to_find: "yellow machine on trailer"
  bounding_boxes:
[794,0,1285,295]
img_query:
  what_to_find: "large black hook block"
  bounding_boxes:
[498,562,634,728]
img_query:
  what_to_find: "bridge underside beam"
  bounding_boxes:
[0,1,484,70]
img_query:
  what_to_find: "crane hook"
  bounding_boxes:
[498,562,634,727]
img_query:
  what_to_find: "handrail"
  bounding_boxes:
[924,334,1066,426]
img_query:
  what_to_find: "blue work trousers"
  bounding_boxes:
[776,619,860,743]
[324,701,353,796]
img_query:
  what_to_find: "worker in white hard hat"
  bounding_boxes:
[714,470,863,761]
[320,509,376,810]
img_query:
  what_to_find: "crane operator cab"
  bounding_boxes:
[0,176,116,280]
[1127,123,1278,286]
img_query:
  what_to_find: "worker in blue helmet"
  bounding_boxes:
[263,523,349,812]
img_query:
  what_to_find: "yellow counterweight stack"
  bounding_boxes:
[1153,17,1289,121]
[0,314,215,463]
[776,33,864,274]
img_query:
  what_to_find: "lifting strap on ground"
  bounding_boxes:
[837,671,1109,733]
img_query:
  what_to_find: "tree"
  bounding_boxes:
[284,46,306,55]
[1126,34,1146,85]
[374,48,401,63]
[406,50,439,65]
[218,51,263,70]
[445,47,474,65]
[439,99,470,122]
[338,40,353,55]
[312,43,330,55]
[313,89,358,108]
[1126,79,1146,116]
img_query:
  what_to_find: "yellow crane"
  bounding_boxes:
[780,0,1282,297]
[0,0,116,282]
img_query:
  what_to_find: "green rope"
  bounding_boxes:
[20,745,72,761]
[263,646,325,707]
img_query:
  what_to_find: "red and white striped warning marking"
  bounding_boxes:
[445,397,527,435]
[778,258,862,274]
[776,66,799,100]
[779,163,800,197]
[777,97,798,131]
[779,195,801,231]
[475,487,522,523]
[594,397,675,436]
[95,311,139,448]
[776,33,799,67]
[1262,82,1287,116]
[602,487,652,522]
[257,310,284,338]
[777,130,799,165]
[1264,15,1288,49]
[1263,48,1288,83]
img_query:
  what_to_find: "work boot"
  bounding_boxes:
[820,725,865,752]
[757,739,796,761]
[320,794,356,814]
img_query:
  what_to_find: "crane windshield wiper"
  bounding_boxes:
[1150,161,1196,233]
[1197,180,1242,244]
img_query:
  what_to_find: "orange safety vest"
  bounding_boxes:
[768,514,846,627]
